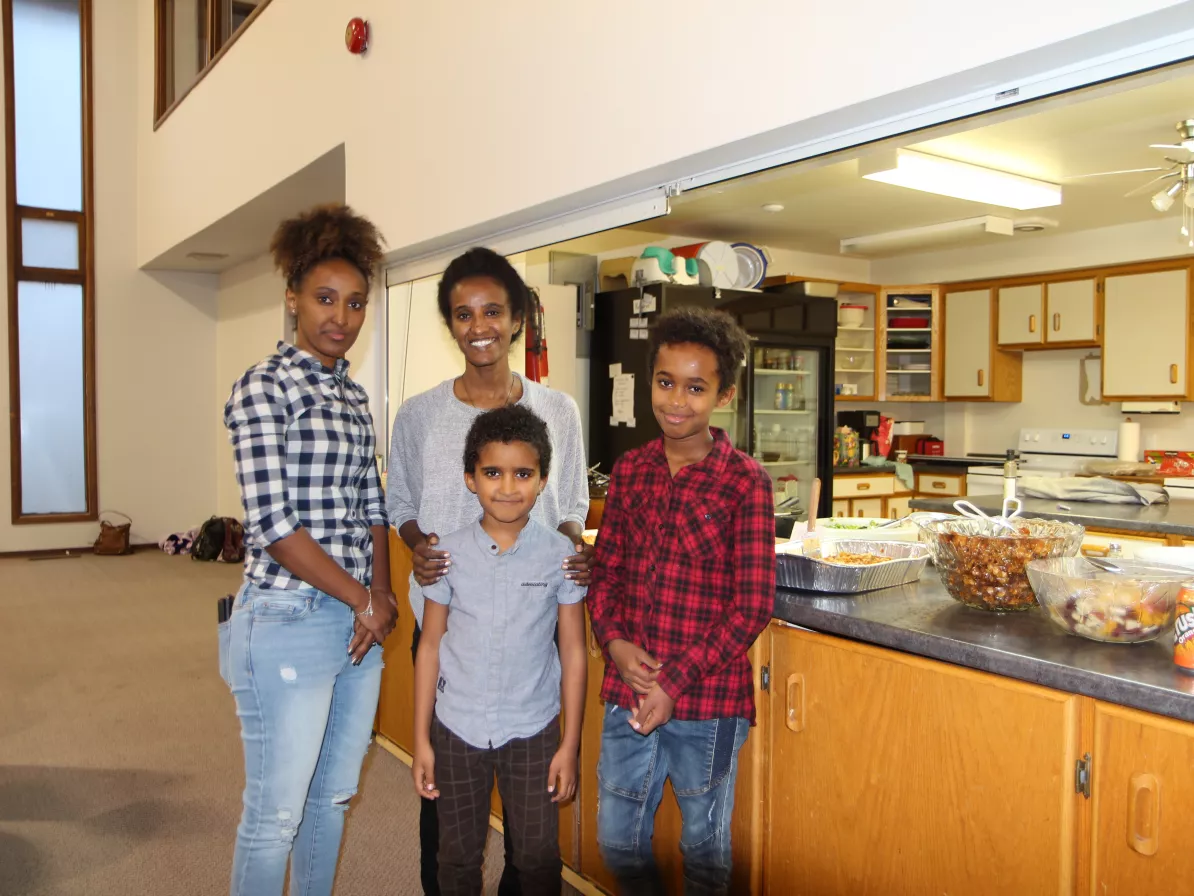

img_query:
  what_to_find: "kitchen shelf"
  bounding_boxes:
[835,346,874,352]
[839,326,874,331]
[887,349,932,353]
[755,409,812,415]
[887,369,931,374]
[755,368,812,375]
[836,368,874,373]
[887,327,932,333]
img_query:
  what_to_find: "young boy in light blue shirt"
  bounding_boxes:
[411,405,587,896]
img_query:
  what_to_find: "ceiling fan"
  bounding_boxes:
[1064,120,1194,203]
[1065,120,1194,245]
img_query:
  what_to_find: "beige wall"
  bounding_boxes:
[136,0,1189,269]
[1,1,221,551]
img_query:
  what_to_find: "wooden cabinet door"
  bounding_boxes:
[944,289,992,398]
[998,284,1043,345]
[885,494,912,519]
[1103,270,1188,398]
[851,497,884,517]
[1089,702,1194,894]
[376,531,417,753]
[832,499,849,518]
[1045,279,1097,344]
[764,624,1081,896]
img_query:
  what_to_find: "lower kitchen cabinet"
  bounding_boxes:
[885,493,913,519]
[376,531,417,755]
[765,623,1082,895]
[1088,702,1194,894]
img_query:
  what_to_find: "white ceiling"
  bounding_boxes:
[631,62,1194,258]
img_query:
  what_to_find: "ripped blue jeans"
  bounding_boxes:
[225,583,381,896]
[596,703,749,896]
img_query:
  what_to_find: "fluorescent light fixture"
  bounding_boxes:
[840,216,1014,256]
[860,149,1062,210]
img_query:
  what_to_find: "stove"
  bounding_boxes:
[966,428,1118,496]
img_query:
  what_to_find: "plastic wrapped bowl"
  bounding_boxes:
[1027,557,1191,643]
[917,517,1084,611]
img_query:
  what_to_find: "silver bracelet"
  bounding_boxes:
[356,592,373,618]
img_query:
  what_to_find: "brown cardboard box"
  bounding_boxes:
[599,256,637,292]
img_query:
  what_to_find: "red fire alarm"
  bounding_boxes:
[345,17,369,55]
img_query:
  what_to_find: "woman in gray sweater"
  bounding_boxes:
[385,247,592,895]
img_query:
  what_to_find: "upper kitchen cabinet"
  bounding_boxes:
[997,284,1044,346]
[879,287,941,402]
[1045,278,1099,345]
[944,288,1022,401]
[996,279,1100,349]
[1103,268,1191,399]
[834,285,879,401]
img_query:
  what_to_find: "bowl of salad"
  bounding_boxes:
[816,517,920,543]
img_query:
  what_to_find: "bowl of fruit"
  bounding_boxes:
[1026,557,1192,643]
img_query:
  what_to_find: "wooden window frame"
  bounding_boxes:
[153,0,274,129]
[3,0,97,525]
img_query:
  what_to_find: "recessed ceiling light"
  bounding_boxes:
[1012,217,1058,233]
[761,203,785,213]
[186,251,229,261]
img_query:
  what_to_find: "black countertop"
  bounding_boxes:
[774,571,1194,723]
[910,494,1194,537]
[832,463,896,474]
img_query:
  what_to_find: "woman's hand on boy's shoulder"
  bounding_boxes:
[412,532,451,586]
[562,540,596,586]
[547,745,578,803]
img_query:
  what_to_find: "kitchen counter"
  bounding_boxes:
[910,493,1194,537]
[774,571,1194,723]
[831,462,896,474]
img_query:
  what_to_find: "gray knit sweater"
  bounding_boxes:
[386,374,589,626]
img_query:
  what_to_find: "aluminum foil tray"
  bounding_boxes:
[776,540,931,593]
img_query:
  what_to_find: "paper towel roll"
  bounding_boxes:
[1117,418,1141,462]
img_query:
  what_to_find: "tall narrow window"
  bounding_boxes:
[4,0,95,522]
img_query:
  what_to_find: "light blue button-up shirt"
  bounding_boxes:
[423,518,585,749]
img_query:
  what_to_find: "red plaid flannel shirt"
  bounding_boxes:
[587,429,776,723]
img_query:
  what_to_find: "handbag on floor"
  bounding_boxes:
[93,511,133,556]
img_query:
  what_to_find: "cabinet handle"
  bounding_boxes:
[1128,773,1160,857]
[857,482,871,491]
[931,481,948,490]
[1053,312,1061,332]
[977,369,985,387]
[1029,314,1036,333]
[1171,364,1179,385]
[785,673,805,733]
[856,508,865,517]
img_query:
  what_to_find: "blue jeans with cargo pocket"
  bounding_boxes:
[224,583,382,896]
[596,702,749,896]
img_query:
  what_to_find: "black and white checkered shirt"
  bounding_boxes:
[224,342,387,590]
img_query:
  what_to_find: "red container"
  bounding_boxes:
[889,317,928,329]
[916,438,945,456]
[671,243,706,259]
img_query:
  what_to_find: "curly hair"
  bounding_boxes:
[437,247,530,342]
[270,204,385,291]
[647,306,750,393]
[463,405,552,479]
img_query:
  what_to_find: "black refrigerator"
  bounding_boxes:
[589,283,836,520]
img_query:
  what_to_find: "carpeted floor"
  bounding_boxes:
[0,550,520,896]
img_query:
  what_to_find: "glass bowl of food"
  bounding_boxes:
[917,517,1084,611]
[1027,557,1191,643]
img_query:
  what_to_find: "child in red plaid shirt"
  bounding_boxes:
[587,306,776,895]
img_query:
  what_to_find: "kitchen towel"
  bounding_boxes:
[1017,476,1169,506]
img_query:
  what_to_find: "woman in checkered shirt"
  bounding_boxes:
[222,205,398,896]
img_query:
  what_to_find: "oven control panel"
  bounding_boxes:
[1018,428,1118,457]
